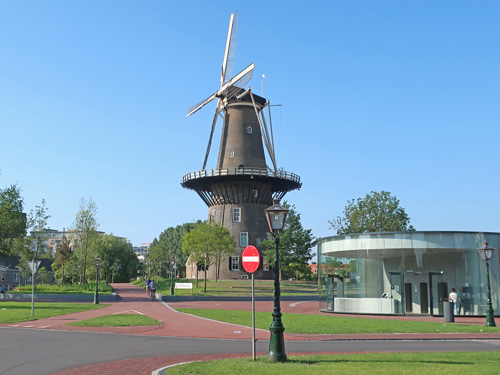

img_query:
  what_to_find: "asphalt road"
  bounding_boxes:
[1,327,499,375]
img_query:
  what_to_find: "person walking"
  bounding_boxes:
[146,277,151,296]
[150,279,157,300]
[449,288,458,315]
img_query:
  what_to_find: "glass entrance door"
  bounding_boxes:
[326,275,344,312]
[389,272,404,315]
[429,271,445,316]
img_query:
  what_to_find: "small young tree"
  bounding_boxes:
[54,235,72,284]
[212,224,236,282]
[182,222,234,291]
[27,199,51,259]
[72,197,99,283]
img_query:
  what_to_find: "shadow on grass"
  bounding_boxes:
[288,358,474,366]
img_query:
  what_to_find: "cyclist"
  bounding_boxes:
[146,277,151,296]
[150,279,157,300]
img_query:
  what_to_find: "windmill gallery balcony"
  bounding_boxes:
[181,167,301,206]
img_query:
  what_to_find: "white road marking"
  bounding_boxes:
[113,310,144,315]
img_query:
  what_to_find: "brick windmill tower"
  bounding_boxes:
[182,12,301,280]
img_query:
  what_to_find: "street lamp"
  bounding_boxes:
[478,242,496,327]
[264,198,288,362]
[170,257,176,295]
[94,257,102,305]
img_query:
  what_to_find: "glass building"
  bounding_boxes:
[318,231,500,316]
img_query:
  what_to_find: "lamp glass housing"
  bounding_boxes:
[94,257,102,267]
[265,199,288,233]
[478,242,495,261]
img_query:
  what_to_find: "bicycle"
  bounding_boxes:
[151,289,156,300]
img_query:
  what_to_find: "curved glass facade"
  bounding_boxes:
[318,231,500,316]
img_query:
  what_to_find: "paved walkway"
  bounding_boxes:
[3,283,499,375]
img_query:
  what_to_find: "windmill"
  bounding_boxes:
[186,11,273,171]
[182,12,301,280]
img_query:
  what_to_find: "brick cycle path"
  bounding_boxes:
[3,283,499,375]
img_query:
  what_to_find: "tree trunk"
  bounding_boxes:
[203,261,207,293]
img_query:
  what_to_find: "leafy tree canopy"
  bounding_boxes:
[182,221,235,291]
[0,183,26,257]
[263,202,317,280]
[329,191,415,235]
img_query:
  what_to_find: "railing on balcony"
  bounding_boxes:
[182,167,301,184]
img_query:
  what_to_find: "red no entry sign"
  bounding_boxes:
[242,245,260,274]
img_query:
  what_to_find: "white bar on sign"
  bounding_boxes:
[243,256,259,262]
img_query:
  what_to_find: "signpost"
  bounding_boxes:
[242,245,260,361]
[27,260,41,316]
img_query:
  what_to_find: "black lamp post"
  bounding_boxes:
[94,257,102,305]
[170,257,175,295]
[264,199,289,362]
[478,241,496,327]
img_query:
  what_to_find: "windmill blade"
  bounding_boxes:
[186,92,217,118]
[221,11,238,87]
[218,62,255,97]
[202,106,221,170]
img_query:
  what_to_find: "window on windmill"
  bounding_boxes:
[247,126,252,134]
[229,151,235,158]
[253,190,258,198]
[240,232,248,247]
[233,208,241,222]
[230,256,240,271]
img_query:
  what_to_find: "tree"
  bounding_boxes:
[329,191,415,235]
[54,235,72,284]
[72,197,99,283]
[156,222,199,278]
[0,183,26,257]
[263,202,317,280]
[147,241,169,279]
[182,222,235,291]
[211,224,235,282]
[38,266,51,284]
[27,199,51,259]
[95,234,138,283]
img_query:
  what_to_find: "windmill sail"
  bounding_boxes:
[221,11,238,86]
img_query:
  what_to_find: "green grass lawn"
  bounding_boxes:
[0,301,108,324]
[167,352,500,375]
[67,313,162,327]
[176,308,500,334]
[13,282,114,294]
[132,278,317,297]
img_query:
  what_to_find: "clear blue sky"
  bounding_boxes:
[1,1,499,247]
